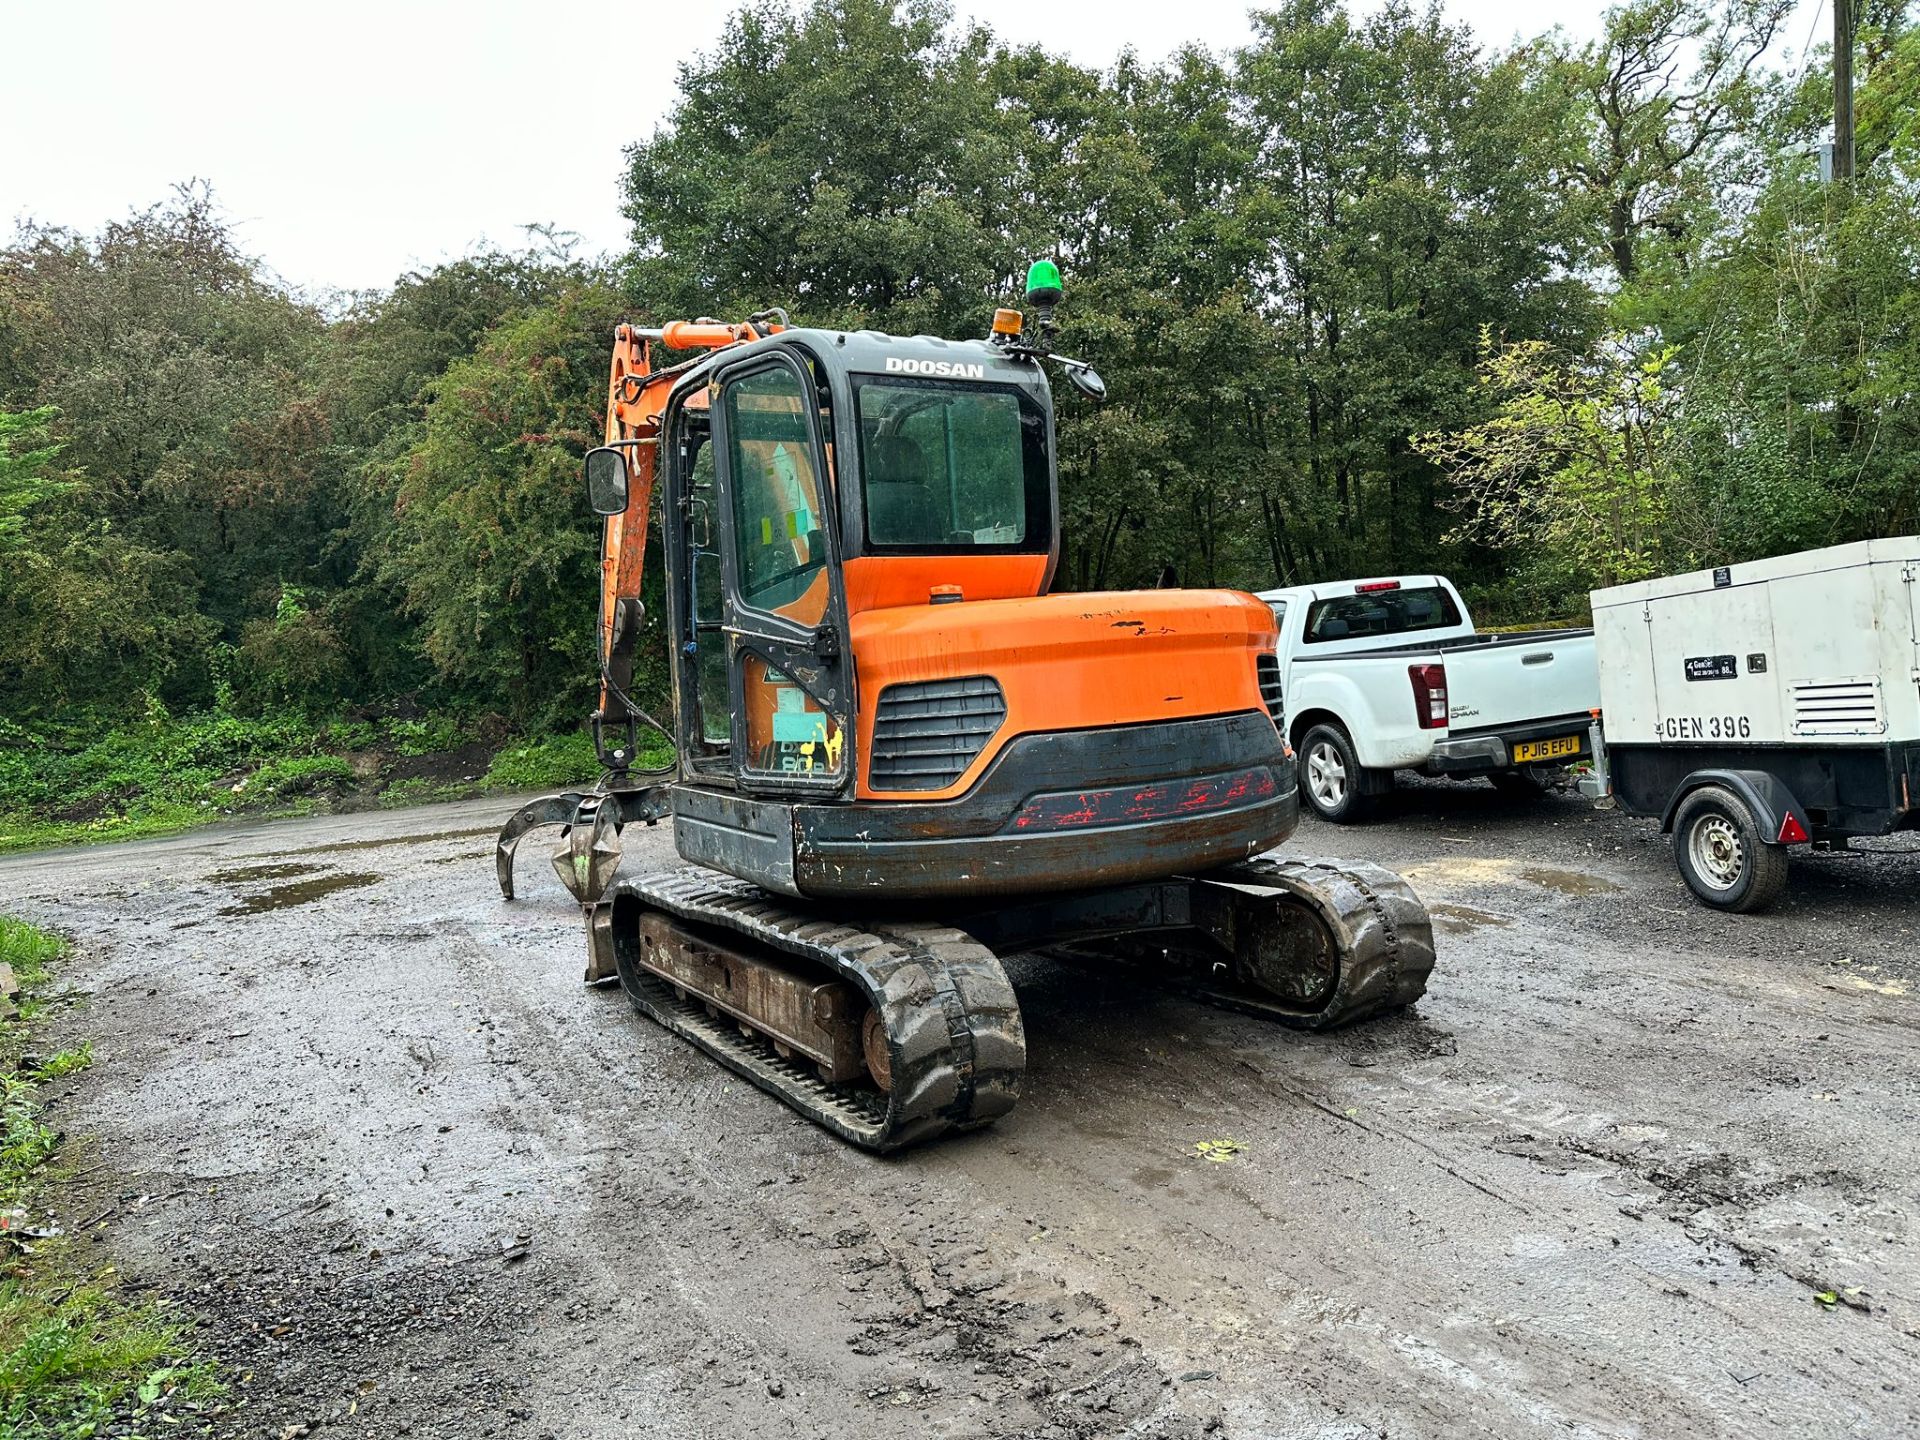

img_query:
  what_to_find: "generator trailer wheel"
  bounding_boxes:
[1672,784,1789,914]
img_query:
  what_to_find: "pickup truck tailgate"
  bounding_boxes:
[1444,631,1599,732]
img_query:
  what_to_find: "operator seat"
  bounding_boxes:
[864,435,942,544]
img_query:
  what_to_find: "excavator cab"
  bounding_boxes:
[494,271,1435,1152]
[618,324,1303,902]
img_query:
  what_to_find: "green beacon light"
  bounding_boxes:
[1024,259,1064,309]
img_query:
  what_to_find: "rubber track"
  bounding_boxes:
[1067,856,1436,1031]
[610,867,1025,1153]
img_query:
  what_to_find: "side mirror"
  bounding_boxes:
[584,446,629,515]
[1066,365,1107,403]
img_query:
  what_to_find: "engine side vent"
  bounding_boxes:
[1790,677,1885,736]
[869,675,1007,792]
[1256,653,1285,727]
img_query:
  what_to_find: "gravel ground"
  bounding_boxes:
[4,777,1916,1439]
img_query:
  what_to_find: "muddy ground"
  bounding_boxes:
[4,779,1916,1439]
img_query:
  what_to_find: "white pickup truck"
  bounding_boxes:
[1258,575,1600,821]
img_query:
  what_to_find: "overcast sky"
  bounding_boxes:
[5,0,1822,298]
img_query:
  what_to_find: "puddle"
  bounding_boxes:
[1403,856,1621,897]
[1430,903,1513,934]
[1131,1166,1176,1190]
[217,872,382,915]
[425,849,492,866]
[267,826,496,857]
[1519,866,1621,897]
[209,861,327,884]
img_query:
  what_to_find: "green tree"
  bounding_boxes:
[0,186,340,714]
[1551,0,1793,284]
[371,282,629,723]
[329,243,602,697]
[1233,0,1599,584]
[1657,173,1920,553]
[0,517,215,721]
[1649,5,1920,555]
[615,0,1602,598]
[623,0,1014,336]
[1417,331,1682,593]
[0,407,65,551]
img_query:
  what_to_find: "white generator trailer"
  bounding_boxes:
[1582,537,1920,912]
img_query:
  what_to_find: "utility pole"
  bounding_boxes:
[1833,0,1855,179]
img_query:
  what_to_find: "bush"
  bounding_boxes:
[0,709,333,851]
[0,705,663,853]
[324,717,380,750]
[232,587,350,713]
[481,732,600,791]
[383,716,463,756]
[0,915,64,977]
[0,915,66,1027]
[244,754,356,798]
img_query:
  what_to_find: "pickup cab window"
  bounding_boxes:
[1303,586,1461,644]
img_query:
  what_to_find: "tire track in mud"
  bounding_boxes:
[1308,861,1920,1438]
[924,995,1684,1439]
[950,861,1920,1440]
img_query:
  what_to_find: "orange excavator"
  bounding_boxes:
[497,264,1434,1150]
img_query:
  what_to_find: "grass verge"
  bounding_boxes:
[1,916,225,1437]
[0,708,672,856]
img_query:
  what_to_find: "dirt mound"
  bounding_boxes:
[383,741,493,786]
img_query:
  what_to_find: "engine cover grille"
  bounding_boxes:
[869,676,1007,792]
[1256,652,1285,727]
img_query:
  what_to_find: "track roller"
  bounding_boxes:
[1057,856,1434,1030]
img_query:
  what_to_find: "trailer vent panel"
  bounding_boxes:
[1789,677,1885,736]
[1256,653,1285,727]
[869,675,1006,791]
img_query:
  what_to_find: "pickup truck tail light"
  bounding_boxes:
[1408,663,1448,730]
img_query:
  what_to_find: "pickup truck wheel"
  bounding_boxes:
[1299,724,1381,823]
[1672,785,1789,914]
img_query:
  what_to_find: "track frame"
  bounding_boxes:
[606,857,1434,1152]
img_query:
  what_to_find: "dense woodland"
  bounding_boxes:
[1,0,1916,832]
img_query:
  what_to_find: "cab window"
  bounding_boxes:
[854,378,1049,551]
[723,367,828,627]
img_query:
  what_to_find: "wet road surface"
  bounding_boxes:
[4,781,1916,1438]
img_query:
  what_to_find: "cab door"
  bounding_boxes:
[710,350,855,798]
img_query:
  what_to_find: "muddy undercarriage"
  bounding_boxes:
[500,792,1434,1150]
